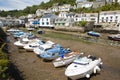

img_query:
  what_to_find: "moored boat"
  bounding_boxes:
[23,39,44,51]
[87,31,101,37]
[14,37,30,48]
[53,51,83,67]
[33,40,55,55]
[65,55,103,80]
[108,34,120,41]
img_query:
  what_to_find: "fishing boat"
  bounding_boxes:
[108,34,120,41]
[87,31,101,37]
[53,52,83,67]
[33,40,55,55]
[23,39,44,51]
[65,55,103,80]
[40,45,71,60]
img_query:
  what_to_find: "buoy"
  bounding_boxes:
[86,74,90,78]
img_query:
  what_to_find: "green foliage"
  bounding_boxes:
[0,48,8,79]
[0,28,9,79]
[79,21,87,27]
[0,0,76,17]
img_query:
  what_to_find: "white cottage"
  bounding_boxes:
[59,4,71,12]
[39,13,57,28]
[76,1,93,8]
[36,9,46,16]
[74,13,98,23]
[99,10,120,23]
[58,12,68,18]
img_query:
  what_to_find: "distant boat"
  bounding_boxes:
[108,34,120,41]
[7,28,22,35]
[65,55,103,80]
[87,31,101,37]
[53,52,83,67]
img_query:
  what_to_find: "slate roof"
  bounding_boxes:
[42,13,57,19]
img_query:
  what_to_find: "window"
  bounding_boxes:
[116,16,118,19]
[110,16,113,19]
[104,13,106,15]
[42,22,44,25]
[115,20,118,22]
[46,22,49,25]
[91,18,95,20]
[102,17,104,20]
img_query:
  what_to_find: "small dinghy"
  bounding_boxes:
[65,55,103,80]
[53,52,83,67]
[87,31,101,37]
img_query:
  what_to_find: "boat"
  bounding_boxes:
[23,39,44,51]
[14,37,30,48]
[33,40,55,55]
[53,52,83,67]
[108,34,120,41]
[65,55,103,80]
[87,31,101,37]
[40,45,71,60]
[6,28,22,34]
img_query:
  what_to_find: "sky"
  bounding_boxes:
[0,0,49,11]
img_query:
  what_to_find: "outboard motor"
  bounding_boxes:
[94,66,101,74]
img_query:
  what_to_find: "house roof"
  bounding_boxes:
[42,13,57,19]
[66,13,75,17]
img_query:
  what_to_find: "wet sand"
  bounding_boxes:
[8,35,120,80]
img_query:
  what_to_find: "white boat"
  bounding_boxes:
[65,55,103,80]
[33,40,55,55]
[14,37,30,48]
[53,52,83,67]
[23,39,44,51]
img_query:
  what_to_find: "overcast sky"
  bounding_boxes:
[0,0,49,11]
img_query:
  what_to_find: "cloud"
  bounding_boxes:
[0,0,49,11]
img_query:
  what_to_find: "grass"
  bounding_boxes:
[39,31,91,44]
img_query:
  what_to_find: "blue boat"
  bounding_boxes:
[40,44,71,60]
[13,31,25,38]
[87,31,101,37]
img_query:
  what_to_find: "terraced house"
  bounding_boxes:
[99,10,120,23]
[39,13,57,28]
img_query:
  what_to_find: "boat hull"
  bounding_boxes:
[108,36,120,41]
[24,46,34,51]
[14,41,25,48]
[87,31,100,37]
[65,58,102,79]
[53,56,77,67]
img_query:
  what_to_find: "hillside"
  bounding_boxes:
[0,0,75,17]
[0,0,120,17]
